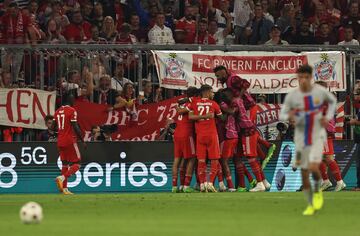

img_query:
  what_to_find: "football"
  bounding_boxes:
[19,202,43,224]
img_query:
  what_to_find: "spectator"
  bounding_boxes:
[27,13,45,44]
[0,71,12,88]
[23,0,38,18]
[338,25,359,45]
[112,83,138,122]
[130,13,148,43]
[148,12,175,44]
[93,75,118,105]
[81,1,93,24]
[315,22,337,44]
[261,0,274,23]
[46,0,70,30]
[2,2,30,44]
[100,16,118,43]
[233,0,254,44]
[195,18,216,44]
[275,4,297,40]
[61,68,94,100]
[246,3,274,45]
[90,125,101,141]
[116,23,137,44]
[111,62,133,92]
[45,18,66,44]
[38,115,57,141]
[341,1,359,41]
[140,80,161,104]
[131,0,161,28]
[163,0,175,30]
[292,20,315,44]
[175,5,196,44]
[208,12,232,45]
[265,25,289,45]
[308,4,329,34]
[63,9,92,43]
[87,25,107,44]
[208,0,230,29]
[93,2,104,30]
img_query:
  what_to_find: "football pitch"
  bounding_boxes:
[0,192,358,236]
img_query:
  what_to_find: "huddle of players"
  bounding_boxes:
[172,66,277,193]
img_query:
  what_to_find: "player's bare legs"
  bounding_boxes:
[206,159,219,192]
[309,162,324,212]
[183,157,196,192]
[57,161,80,195]
[233,157,247,191]
[321,155,346,191]
[216,161,226,191]
[197,159,207,192]
[172,157,182,193]
[248,157,266,192]
[301,169,315,215]
[179,159,187,192]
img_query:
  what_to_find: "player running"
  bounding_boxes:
[314,81,346,191]
[172,87,198,193]
[280,64,337,216]
[188,85,223,192]
[54,95,85,195]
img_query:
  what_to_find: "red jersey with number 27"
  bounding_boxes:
[54,105,78,147]
[188,98,222,136]
[174,102,194,138]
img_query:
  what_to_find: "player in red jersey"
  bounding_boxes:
[315,81,346,192]
[188,85,223,192]
[54,95,85,195]
[172,87,198,193]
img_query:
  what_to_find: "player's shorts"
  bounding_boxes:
[295,137,325,169]
[174,136,196,159]
[323,138,334,156]
[196,134,220,160]
[241,132,259,157]
[220,139,238,159]
[58,143,81,163]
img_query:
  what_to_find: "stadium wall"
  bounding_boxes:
[0,141,357,193]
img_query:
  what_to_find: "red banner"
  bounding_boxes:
[75,96,181,141]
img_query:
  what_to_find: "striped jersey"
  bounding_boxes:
[279,84,337,147]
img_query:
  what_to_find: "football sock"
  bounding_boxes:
[217,162,224,182]
[180,165,186,186]
[235,163,245,188]
[226,175,235,189]
[197,161,207,184]
[257,144,266,160]
[61,165,69,189]
[328,160,342,181]
[258,138,271,149]
[312,172,321,193]
[184,174,192,187]
[209,160,219,183]
[319,161,328,180]
[243,162,253,182]
[64,164,80,178]
[248,158,263,182]
[260,169,265,180]
[303,188,313,205]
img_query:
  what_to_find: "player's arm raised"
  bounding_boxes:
[188,111,214,120]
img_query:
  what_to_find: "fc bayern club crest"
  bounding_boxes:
[314,53,336,81]
[164,53,186,80]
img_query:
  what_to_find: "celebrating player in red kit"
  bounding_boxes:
[54,94,85,195]
[188,85,223,192]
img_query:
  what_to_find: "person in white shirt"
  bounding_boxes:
[148,12,175,44]
[233,0,254,44]
[261,0,274,23]
[111,62,133,92]
[338,25,359,45]
[208,12,232,45]
[265,25,289,45]
[208,0,231,29]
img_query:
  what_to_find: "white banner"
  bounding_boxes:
[0,88,56,129]
[152,51,346,94]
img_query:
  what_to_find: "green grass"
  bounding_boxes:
[0,192,359,236]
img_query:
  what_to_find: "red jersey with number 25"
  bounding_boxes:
[188,98,222,136]
[54,105,78,147]
[174,102,194,138]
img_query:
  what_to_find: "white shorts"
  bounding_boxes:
[295,133,326,169]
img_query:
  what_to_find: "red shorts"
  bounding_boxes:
[58,143,81,163]
[323,138,334,155]
[196,134,220,160]
[241,132,259,157]
[220,139,238,159]
[174,136,196,159]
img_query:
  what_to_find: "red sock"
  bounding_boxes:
[258,138,271,148]
[180,165,186,186]
[64,164,80,178]
[61,165,69,189]
[197,161,206,184]
[319,161,328,180]
[184,174,192,186]
[217,162,224,182]
[257,144,266,160]
[242,162,253,182]
[226,175,235,189]
[209,160,219,183]
[235,162,245,188]
[328,160,342,181]
[248,158,263,182]
[260,169,265,180]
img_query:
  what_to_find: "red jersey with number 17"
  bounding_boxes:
[54,105,78,147]
[188,98,222,136]
[174,102,194,138]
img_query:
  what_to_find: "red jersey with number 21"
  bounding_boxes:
[188,98,222,136]
[54,105,78,147]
